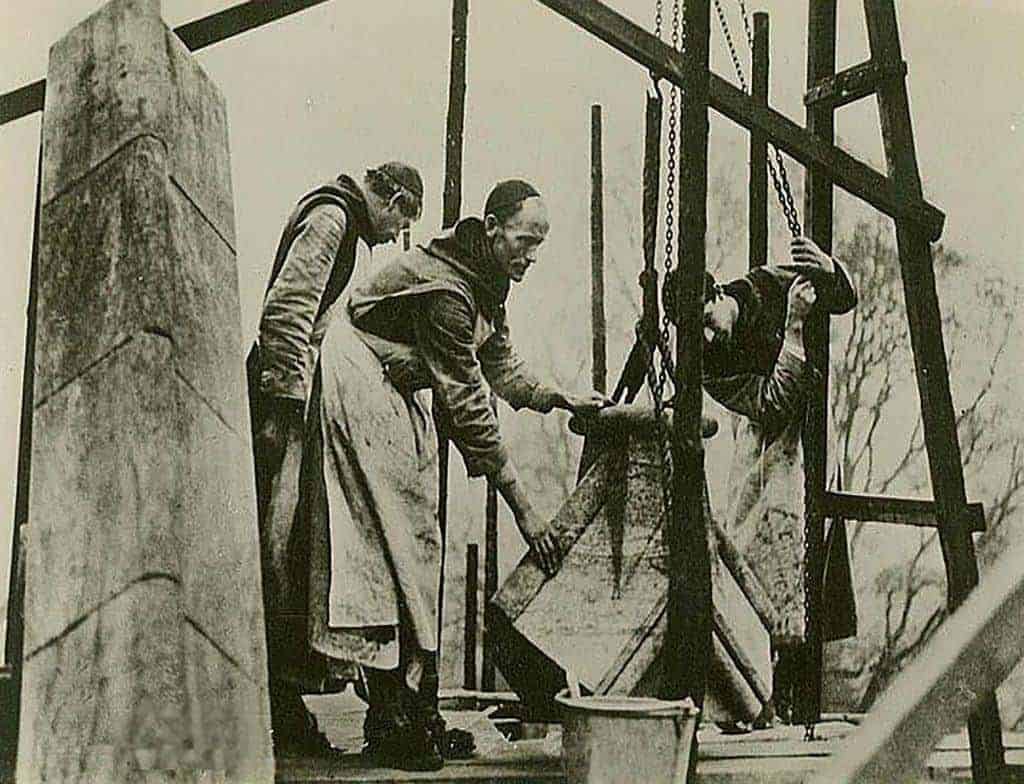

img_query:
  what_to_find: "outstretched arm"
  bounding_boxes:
[479,314,612,416]
[415,293,562,573]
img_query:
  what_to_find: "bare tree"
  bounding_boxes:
[827,217,1024,709]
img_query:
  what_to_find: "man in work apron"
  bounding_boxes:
[306,181,610,770]
[246,162,424,755]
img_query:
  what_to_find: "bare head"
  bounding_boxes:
[483,179,550,283]
[663,269,740,348]
[702,287,740,347]
[362,161,424,245]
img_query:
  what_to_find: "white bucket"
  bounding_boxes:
[556,692,700,784]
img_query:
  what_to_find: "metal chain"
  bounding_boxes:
[737,0,754,48]
[712,0,801,237]
[724,0,814,727]
[645,0,684,545]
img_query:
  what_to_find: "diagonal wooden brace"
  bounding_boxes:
[531,0,945,241]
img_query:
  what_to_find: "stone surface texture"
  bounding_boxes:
[16,1,272,781]
[493,436,772,723]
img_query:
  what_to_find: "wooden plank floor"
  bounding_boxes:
[276,693,1024,783]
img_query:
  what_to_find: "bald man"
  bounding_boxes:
[302,180,610,770]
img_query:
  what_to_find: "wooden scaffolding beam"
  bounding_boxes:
[0,120,42,779]
[666,0,712,714]
[532,0,944,241]
[0,0,336,126]
[862,0,1004,776]
[795,0,838,727]
[591,104,607,396]
[809,522,1024,783]
[438,0,469,687]
[747,12,768,271]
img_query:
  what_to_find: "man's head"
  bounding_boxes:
[702,276,740,348]
[483,179,550,283]
[362,161,424,245]
[663,269,740,348]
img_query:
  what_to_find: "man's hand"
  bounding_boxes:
[558,390,614,416]
[256,399,304,463]
[790,236,835,274]
[786,277,818,326]
[514,507,562,577]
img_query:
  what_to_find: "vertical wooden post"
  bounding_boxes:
[439,0,469,660]
[862,0,1004,777]
[590,104,607,394]
[748,12,768,270]
[464,544,479,691]
[667,0,711,711]
[798,0,837,727]
[443,0,468,231]
[481,441,499,691]
[1,127,43,777]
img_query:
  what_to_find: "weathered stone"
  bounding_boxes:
[34,137,175,405]
[19,581,190,783]
[164,177,250,435]
[489,435,772,723]
[175,370,265,678]
[18,0,271,779]
[23,336,181,651]
[491,451,616,621]
[35,100,245,434]
[19,578,270,783]
[41,0,235,246]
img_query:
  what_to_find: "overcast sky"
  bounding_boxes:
[1,0,1021,618]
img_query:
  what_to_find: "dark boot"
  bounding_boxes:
[415,656,475,760]
[362,667,443,772]
[270,681,337,757]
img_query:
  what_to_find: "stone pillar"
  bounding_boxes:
[16,0,273,780]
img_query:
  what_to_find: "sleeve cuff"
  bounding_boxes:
[260,367,309,402]
[463,444,512,480]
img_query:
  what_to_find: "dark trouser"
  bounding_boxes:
[772,643,801,723]
[248,346,319,741]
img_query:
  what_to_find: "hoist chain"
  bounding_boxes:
[737,0,754,49]
[712,0,801,237]
[717,0,815,729]
[646,0,685,546]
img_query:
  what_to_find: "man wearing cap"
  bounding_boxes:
[247,161,424,755]
[666,236,858,726]
[302,179,610,770]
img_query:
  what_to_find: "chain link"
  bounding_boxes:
[722,0,814,726]
[645,0,685,542]
[712,0,801,237]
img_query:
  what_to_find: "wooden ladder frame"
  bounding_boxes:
[800,1,1004,777]
[523,0,1005,778]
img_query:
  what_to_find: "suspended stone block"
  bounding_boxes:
[16,0,272,780]
[489,407,773,724]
